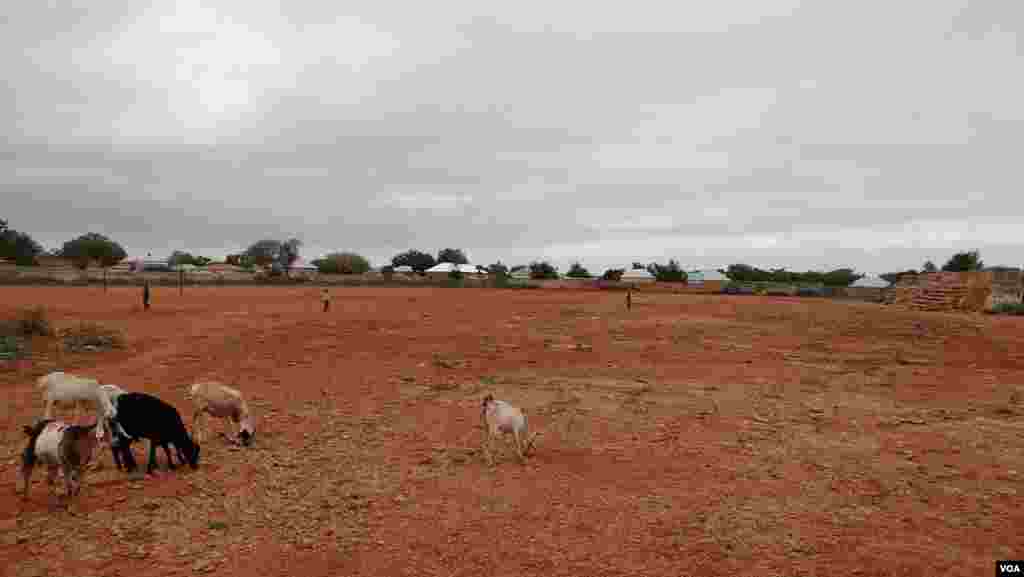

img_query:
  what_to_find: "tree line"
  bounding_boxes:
[0,216,1004,286]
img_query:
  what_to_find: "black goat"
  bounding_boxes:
[111,392,200,474]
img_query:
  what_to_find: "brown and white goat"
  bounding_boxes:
[19,419,103,511]
[480,394,537,465]
[187,382,256,446]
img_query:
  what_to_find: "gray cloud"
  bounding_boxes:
[3,0,1023,275]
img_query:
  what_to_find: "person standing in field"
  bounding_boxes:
[321,287,331,313]
[626,287,632,310]
[143,280,151,310]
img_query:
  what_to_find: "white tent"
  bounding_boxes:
[288,258,318,272]
[850,275,890,288]
[426,263,485,275]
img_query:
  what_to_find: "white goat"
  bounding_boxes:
[187,381,256,446]
[481,394,537,464]
[37,371,101,420]
[37,373,128,454]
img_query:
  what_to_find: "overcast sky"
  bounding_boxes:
[2,0,1022,275]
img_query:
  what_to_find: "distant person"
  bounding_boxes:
[626,287,632,310]
[321,288,331,313]
[143,280,151,311]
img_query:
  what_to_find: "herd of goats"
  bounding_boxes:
[17,371,537,512]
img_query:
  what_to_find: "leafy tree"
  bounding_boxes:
[244,240,283,268]
[168,250,195,267]
[648,259,686,282]
[1,220,44,266]
[922,260,937,272]
[601,268,625,281]
[566,261,591,278]
[820,268,863,287]
[436,248,469,265]
[279,238,302,268]
[528,260,559,279]
[509,264,527,273]
[942,250,983,272]
[487,261,509,277]
[59,233,126,269]
[631,261,645,270]
[313,252,372,275]
[243,238,302,270]
[391,249,436,272]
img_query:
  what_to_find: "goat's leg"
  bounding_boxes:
[43,396,54,420]
[18,461,33,498]
[162,443,177,470]
[146,440,158,474]
[513,430,525,463]
[46,465,59,509]
[192,410,205,443]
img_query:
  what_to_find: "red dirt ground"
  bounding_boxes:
[1,285,1023,577]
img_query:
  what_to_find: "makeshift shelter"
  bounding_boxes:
[425,262,487,279]
[845,275,891,302]
[688,269,727,292]
[287,258,318,278]
[850,276,890,288]
[621,268,656,284]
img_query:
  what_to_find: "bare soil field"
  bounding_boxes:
[1,285,1023,577]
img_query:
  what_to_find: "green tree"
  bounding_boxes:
[167,250,195,267]
[436,248,469,265]
[487,261,509,277]
[648,259,686,282]
[566,261,591,278]
[244,240,284,268]
[392,249,436,272]
[922,260,937,272]
[59,233,126,269]
[313,252,372,275]
[942,250,983,272]
[528,260,559,279]
[1,220,44,266]
[820,268,863,287]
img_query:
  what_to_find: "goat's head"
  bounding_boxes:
[236,411,256,446]
[480,394,495,419]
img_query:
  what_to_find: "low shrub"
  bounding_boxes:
[0,306,53,338]
[989,302,1024,316]
[61,321,125,352]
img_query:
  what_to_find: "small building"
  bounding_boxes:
[621,268,656,284]
[687,269,727,292]
[425,262,488,280]
[844,275,891,302]
[392,265,415,274]
[287,258,319,277]
[509,268,532,280]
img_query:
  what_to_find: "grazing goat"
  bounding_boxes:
[187,381,256,446]
[111,392,200,474]
[37,371,101,420]
[481,394,537,465]
[19,419,103,511]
